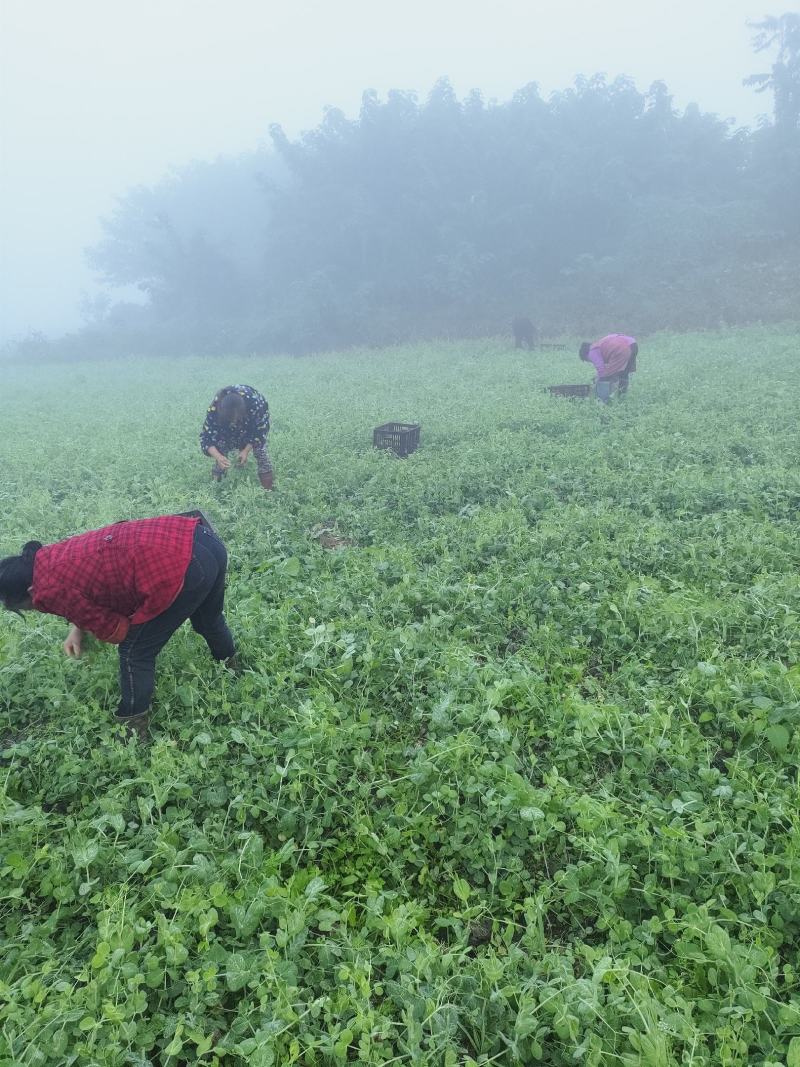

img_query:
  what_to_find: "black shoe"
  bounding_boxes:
[223,653,242,674]
[116,712,150,742]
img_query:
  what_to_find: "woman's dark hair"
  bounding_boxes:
[218,391,246,427]
[579,342,591,361]
[0,541,42,611]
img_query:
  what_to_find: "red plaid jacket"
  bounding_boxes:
[31,516,199,643]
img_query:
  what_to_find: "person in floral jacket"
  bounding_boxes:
[200,384,273,490]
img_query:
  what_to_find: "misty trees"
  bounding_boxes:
[258,73,767,348]
[744,14,800,254]
[74,37,800,358]
[745,14,800,130]
[86,154,281,350]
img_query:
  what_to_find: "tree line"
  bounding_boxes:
[10,14,800,359]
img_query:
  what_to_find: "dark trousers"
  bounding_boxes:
[116,524,235,719]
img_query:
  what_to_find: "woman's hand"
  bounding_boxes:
[237,445,252,466]
[63,625,84,658]
[209,447,231,470]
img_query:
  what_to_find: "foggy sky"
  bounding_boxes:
[0,0,779,342]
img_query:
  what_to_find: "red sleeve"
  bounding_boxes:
[35,589,130,644]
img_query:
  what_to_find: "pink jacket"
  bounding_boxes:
[586,335,637,379]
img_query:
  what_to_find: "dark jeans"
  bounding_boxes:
[116,524,235,719]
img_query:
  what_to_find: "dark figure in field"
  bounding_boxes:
[0,514,236,740]
[512,317,537,350]
[201,384,273,490]
[579,334,638,403]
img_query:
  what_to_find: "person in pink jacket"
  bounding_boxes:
[579,334,638,402]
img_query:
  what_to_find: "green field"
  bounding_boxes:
[2,325,800,1066]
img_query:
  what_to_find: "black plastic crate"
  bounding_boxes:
[373,422,421,457]
[546,384,592,399]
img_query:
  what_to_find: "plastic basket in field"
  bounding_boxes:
[546,384,592,399]
[538,342,568,351]
[373,422,421,457]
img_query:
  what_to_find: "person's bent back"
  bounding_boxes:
[0,514,236,740]
[579,334,638,402]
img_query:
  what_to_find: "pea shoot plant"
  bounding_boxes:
[1,325,800,1065]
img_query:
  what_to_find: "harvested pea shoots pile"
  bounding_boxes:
[1,325,800,1066]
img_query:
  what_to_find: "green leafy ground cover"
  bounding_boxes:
[1,325,800,1066]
